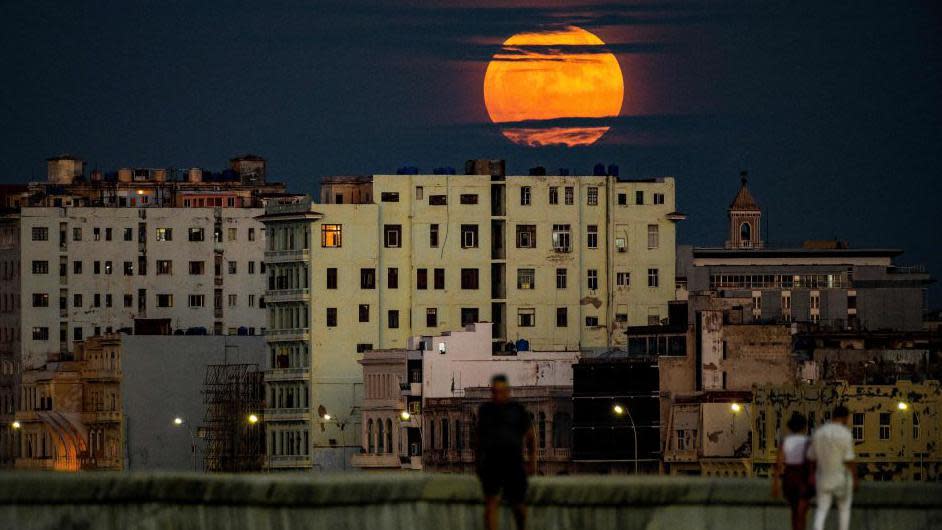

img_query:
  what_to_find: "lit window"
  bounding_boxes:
[156,228,172,241]
[321,224,342,247]
[517,268,535,290]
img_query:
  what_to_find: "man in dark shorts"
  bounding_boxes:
[476,374,536,530]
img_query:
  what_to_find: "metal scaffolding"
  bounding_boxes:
[200,361,265,472]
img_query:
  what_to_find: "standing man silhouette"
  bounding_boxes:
[476,374,536,530]
[808,405,859,530]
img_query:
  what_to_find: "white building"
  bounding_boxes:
[0,207,269,464]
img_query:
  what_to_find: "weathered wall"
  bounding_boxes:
[0,472,939,530]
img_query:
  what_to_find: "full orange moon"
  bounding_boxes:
[483,26,624,147]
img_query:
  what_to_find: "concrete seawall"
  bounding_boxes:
[0,472,938,529]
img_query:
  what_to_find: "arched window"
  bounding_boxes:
[538,412,546,449]
[367,419,374,453]
[553,412,572,448]
[385,418,393,454]
[740,222,751,243]
[377,418,385,454]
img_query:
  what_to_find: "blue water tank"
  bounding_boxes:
[515,338,530,352]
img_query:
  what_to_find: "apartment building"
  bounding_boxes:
[259,162,682,470]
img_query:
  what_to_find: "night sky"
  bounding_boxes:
[2,1,940,301]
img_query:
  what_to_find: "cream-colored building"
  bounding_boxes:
[260,165,683,470]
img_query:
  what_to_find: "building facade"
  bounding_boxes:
[752,381,941,481]
[260,164,681,470]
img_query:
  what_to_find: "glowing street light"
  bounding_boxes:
[11,421,21,430]
[613,404,624,415]
[323,413,332,421]
[730,403,743,414]
[897,402,909,411]
[248,414,260,424]
[173,417,184,426]
[400,411,411,421]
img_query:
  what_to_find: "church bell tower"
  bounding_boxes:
[726,171,763,249]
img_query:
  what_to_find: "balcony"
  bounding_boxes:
[266,288,311,303]
[266,454,313,469]
[264,407,312,422]
[537,448,571,462]
[265,367,311,382]
[264,249,310,263]
[351,453,401,469]
[264,328,310,342]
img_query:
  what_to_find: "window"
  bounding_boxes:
[879,412,891,440]
[157,294,174,308]
[556,268,567,289]
[188,228,204,242]
[518,308,535,327]
[32,327,49,340]
[384,225,402,248]
[124,261,134,275]
[647,224,659,249]
[32,227,48,241]
[517,268,535,289]
[587,186,598,205]
[94,294,101,307]
[94,261,101,274]
[157,260,172,275]
[461,268,479,290]
[326,268,338,289]
[556,307,568,327]
[617,272,631,286]
[552,224,571,252]
[123,227,133,241]
[461,307,481,327]
[615,237,626,252]
[105,293,112,308]
[417,268,428,290]
[189,261,205,275]
[248,228,256,241]
[72,227,82,241]
[361,268,376,289]
[429,224,439,247]
[104,261,112,275]
[460,194,478,205]
[73,261,82,274]
[520,186,531,205]
[388,310,400,329]
[415,186,424,200]
[654,193,665,205]
[94,227,101,241]
[617,193,627,205]
[387,267,399,289]
[852,413,864,441]
[426,308,438,327]
[321,225,342,247]
[359,304,370,323]
[587,225,598,249]
[156,228,172,241]
[73,294,83,308]
[433,268,445,290]
[516,225,536,248]
[31,261,48,274]
[228,294,237,307]
[124,294,133,308]
[913,412,920,440]
[32,293,49,307]
[636,191,644,205]
[380,192,400,202]
[228,261,237,274]
[549,187,559,205]
[188,295,205,307]
[585,316,599,327]
[429,195,447,205]
[587,269,598,290]
[228,227,237,241]
[564,186,574,205]
[648,268,660,287]
[461,224,478,248]
[326,308,338,327]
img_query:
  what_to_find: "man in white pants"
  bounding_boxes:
[807,405,859,530]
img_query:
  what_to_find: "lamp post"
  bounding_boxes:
[613,404,639,474]
[172,417,198,471]
[896,401,919,480]
[321,411,349,471]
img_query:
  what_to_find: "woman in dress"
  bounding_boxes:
[772,412,813,530]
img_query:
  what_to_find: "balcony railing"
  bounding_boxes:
[264,367,311,381]
[266,288,311,303]
[264,328,310,342]
[264,249,310,263]
[266,454,313,468]
[264,408,312,422]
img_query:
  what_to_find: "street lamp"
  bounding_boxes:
[10,421,20,430]
[172,417,198,471]
[248,413,260,424]
[320,411,350,471]
[613,403,639,474]
[730,403,743,414]
[400,411,411,421]
[897,401,909,411]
